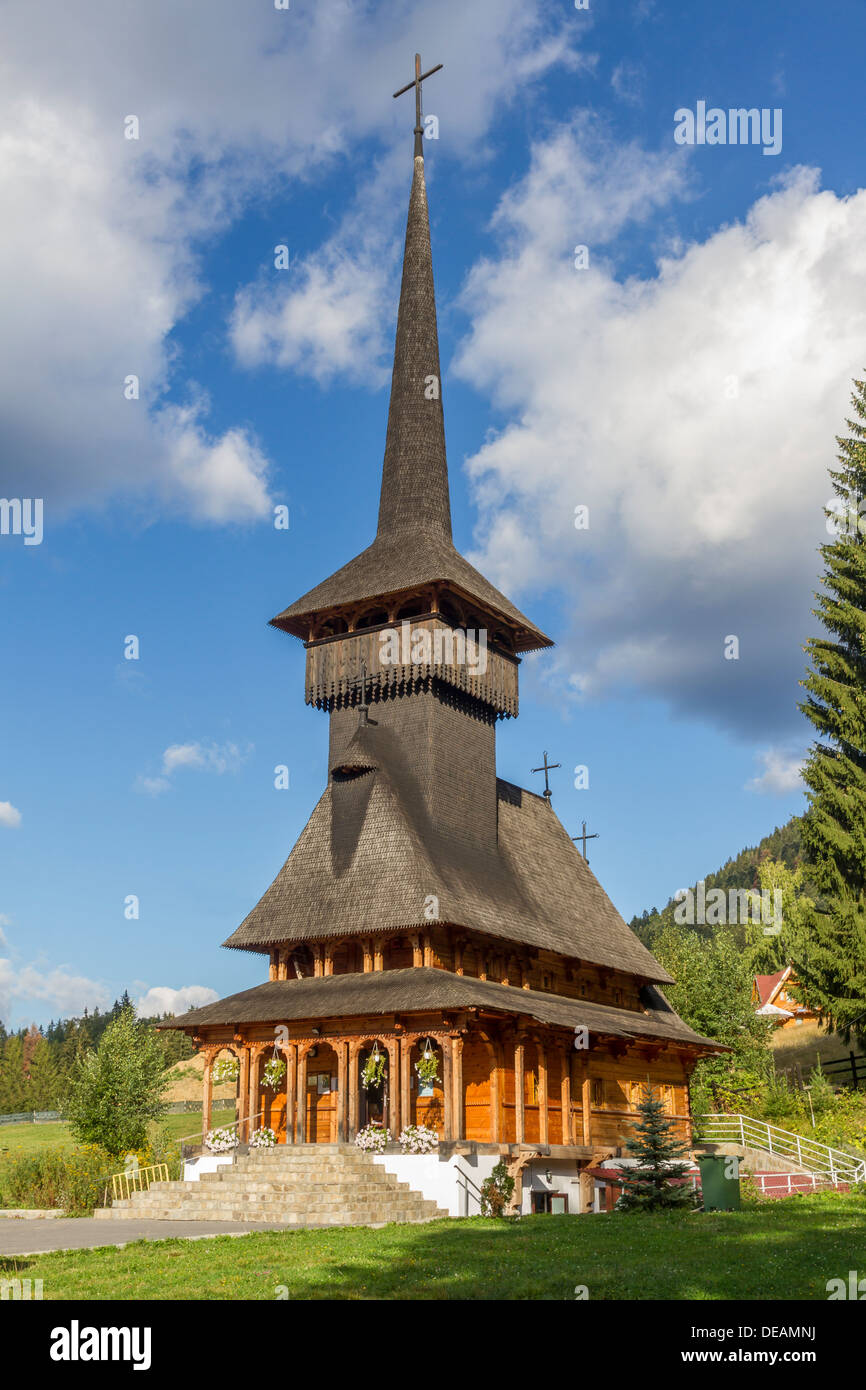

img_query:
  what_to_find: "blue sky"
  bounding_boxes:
[1,0,865,1029]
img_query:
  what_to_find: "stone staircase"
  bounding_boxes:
[94,1145,447,1228]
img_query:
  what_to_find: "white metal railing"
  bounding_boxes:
[753,1173,840,1196]
[176,1107,270,1157]
[700,1113,866,1183]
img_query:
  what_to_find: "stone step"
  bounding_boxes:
[118,1189,436,1212]
[95,1145,448,1227]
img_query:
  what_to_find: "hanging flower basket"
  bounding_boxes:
[398,1124,439,1154]
[249,1126,277,1148]
[211,1057,239,1086]
[355,1122,390,1154]
[361,1048,386,1090]
[205,1126,239,1154]
[262,1057,286,1090]
[414,1043,440,1088]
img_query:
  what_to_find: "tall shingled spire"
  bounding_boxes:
[377,54,450,542]
[376,149,451,543]
[270,55,553,654]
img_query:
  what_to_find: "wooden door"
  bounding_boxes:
[305,1064,337,1142]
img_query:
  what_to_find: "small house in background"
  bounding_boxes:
[753,966,820,1028]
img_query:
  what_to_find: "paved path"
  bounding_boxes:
[0,1218,293,1257]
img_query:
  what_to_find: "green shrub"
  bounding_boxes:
[480,1160,515,1217]
[0,1143,151,1214]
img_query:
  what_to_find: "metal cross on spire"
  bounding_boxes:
[393,53,443,156]
[531,750,561,802]
[572,821,599,863]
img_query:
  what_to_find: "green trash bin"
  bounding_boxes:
[698,1153,741,1211]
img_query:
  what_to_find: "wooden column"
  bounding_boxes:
[284,1044,296,1146]
[423,932,433,967]
[581,1075,592,1146]
[201,1053,213,1144]
[578,1167,595,1214]
[323,945,334,976]
[538,1041,549,1147]
[373,940,384,971]
[386,1039,400,1137]
[296,1048,308,1143]
[514,1038,525,1145]
[400,1036,412,1133]
[442,1039,453,1141]
[312,945,323,978]
[336,1040,347,1142]
[238,1047,250,1141]
[561,1048,572,1146]
[348,1042,359,1138]
[411,934,423,968]
[451,1036,464,1141]
[248,1048,260,1137]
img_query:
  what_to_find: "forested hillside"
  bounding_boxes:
[630,817,803,951]
[0,992,193,1114]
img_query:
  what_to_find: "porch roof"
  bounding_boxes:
[160,967,721,1051]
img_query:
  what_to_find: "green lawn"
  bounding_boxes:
[3,1194,864,1300]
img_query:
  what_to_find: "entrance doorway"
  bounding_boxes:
[358,1044,389,1131]
[304,1045,338,1142]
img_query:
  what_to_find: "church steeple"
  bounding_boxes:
[376,149,451,545]
[377,55,451,543]
[270,58,553,661]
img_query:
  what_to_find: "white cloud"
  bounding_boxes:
[136,984,219,1018]
[453,123,866,734]
[1,0,583,521]
[0,957,109,1027]
[0,801,22,828]
[136,740,249,795]
[747,747,805,794]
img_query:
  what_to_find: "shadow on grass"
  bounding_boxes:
[261,1198,866,1301]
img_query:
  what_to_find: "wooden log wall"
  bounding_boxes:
[305,618,520,717]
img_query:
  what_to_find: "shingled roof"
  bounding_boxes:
[269,152,552,653]
[223,765,675,987]
[162,966,720,1051]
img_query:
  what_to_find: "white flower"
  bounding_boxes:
[205,1126,240,1153]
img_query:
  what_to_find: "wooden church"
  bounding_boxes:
[168,58,719,1212]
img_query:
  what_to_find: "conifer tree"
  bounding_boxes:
[799,374,866,1042]
[0,1034,27,1114]
[615,1082,696,1212]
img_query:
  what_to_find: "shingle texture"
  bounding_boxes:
[162,967,718,1050]
[270,155,551,652]
[223,744,675,986]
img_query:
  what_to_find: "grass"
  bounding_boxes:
[2,1194,864,1300]
[771,1020,862,1070]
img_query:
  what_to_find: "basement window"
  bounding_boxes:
[531,1191,569,1214]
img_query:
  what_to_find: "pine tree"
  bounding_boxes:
[25,1038,63,1111]
[0,1034,27,1114]
[799,374,866,1043]
[615,1082,697,1212]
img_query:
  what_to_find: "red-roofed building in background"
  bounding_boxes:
[752,966,820,1028]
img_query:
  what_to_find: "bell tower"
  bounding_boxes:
[267,59,552,855]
